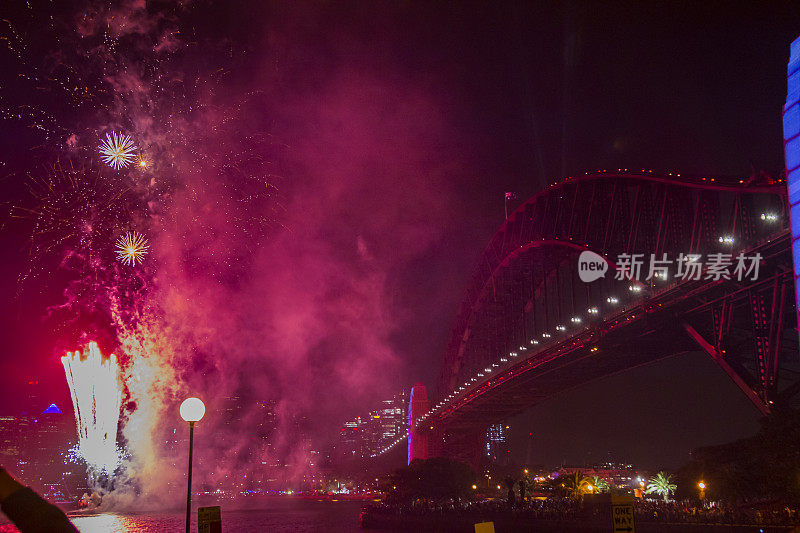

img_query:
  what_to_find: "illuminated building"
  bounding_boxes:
[0,397,77,494]
[784,35,800,338]
[485,423,510,465]
[378,389,408,440]
[558,462,639,489]
[338,389,409,458]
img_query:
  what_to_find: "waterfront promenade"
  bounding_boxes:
[361,498,800,532]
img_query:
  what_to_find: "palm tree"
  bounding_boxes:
[645,472,677,502]
[590,476,610,493]
[562,472,593,500]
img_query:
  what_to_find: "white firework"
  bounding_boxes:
[98,131,137,170]
[115,231,150,266]
[61,342,122,474]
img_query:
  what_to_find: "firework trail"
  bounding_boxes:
[61,342,122,477]
[10,159,146,302]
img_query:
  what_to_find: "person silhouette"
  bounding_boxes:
[0,466,78,533]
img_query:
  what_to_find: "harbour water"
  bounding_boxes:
[0,499,370,532]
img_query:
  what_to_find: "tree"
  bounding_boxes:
[675,409,800,503]
[646,472,677,502]
[590,476,610,493]
[562,472,593,501]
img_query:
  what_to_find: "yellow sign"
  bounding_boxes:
[611,495,635,533]
[474,521,495,533]
[198,506,222,533]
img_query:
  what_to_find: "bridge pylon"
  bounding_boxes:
[408,383,430,464]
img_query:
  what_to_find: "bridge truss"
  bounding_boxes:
[424,171,799,464]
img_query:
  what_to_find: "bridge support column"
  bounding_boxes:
[783,35,800,349]
[682,322,770,416]
[408,383,429,464]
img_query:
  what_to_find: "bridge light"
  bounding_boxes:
[606,297,618,304]
[628,285,642,293]
[556,325,566,331]
[761,213,778,222]
[590,346,599,353]
[500,358,508,362]
[587,307,599,314]
[542,333,551,338]
[718,235,734,245]
[530,339,539,344]
[571,317,582,323]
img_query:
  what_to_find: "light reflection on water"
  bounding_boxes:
[3,500,369,532]
[70,514,129,532]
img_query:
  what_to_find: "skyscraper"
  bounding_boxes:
[485,423,510,465]
[337,389,409,458]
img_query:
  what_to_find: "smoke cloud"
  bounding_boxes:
[20,0,470,505]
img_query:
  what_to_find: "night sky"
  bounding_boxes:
[1,1,799,473]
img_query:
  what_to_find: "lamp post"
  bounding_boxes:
[698,481,707,503]
[180,397,206,533]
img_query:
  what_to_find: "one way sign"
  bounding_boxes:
[611,495,635,533]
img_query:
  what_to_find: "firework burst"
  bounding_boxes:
[99,132,137,170]
[115,232,150,266]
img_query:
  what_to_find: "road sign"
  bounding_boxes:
[611,495,635,533]
[198,506,221,533]
[474,522,495,533]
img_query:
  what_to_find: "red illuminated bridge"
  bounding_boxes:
[388,171,800,465]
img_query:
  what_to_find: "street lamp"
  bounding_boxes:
[180,397,206,533]
[698,481,707,502]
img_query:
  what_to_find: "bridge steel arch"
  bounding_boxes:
[429,172,798,464]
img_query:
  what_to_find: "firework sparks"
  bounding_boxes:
[98,132,137,170]
[115,232,150,266]
[61,342,122,474]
